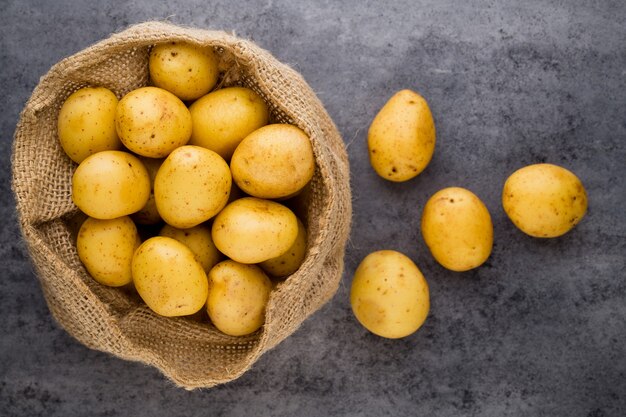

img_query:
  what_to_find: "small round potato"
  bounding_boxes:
[189,87,269,160]
[159,223,222,273]
[115,86,192,158]
[350,250,429,339]
[131,156,163,225]
[72,150,150,219]
[502,163,588,238]
[368,89,436,182]
[211,197,298,264]
[421,187,493,271]
[155,146,231,229]
[149,42,219,101]
[230,124,315,199]
[259,218,307,277]
[77,216,140,287]
[132,237,208,317]
[58,87,121,163]
[207,260,272,336]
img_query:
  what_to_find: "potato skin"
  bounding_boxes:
[421,187,493,272]
[154,146,231,229]
[58,87,121,163]
[211,197,298,264]
[230,124,315,199]
[77,216,140,287]
[350,250,429,339]
[132,236,208,317]
[149,42,219,101]
[368,89,435,182]
[115,86,192,158]
[131,156,163,225]
[259,218,307,277]
[159,223,222,273]
[189,87,269,160]
[207,260,272,336]
[502,163,588,238]
[72,150,150,219]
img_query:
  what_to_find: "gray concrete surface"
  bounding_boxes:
[1,0,625,416]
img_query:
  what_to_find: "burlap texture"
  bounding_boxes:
[11,21,351,389]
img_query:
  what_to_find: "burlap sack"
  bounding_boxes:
[11,21,351,389]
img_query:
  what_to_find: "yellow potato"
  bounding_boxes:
[189,87,269,160]
[207,260,272,336]
[155,145,231,229]
[72,150,150,219]
[368,89,435,182]
[57,87,121,163]
[159,223,222,272]
[230,124,315,199]
[502,163,588,238]
[132,236,208,317]
[77,216,140,287]
[211,197,298,264]
[131,157,163,225]
[421,187,493,271]
[115,86,192,158]
[259,218,307,277]
[149,42,219,101]
[350,250,429,339]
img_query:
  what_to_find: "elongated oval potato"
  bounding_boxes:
[189,87,269,160]
[77,216,140,287]
[259,218,307,277]
[159,223,222,273]
[115,86,192,158]
[211,197,298,264]
[72,150,150,219]
[502,163,587,238]
[421,187,493,271]
[58,87,121,163]
[230,124,315,199]
[350,250,429,339]
[131,156,163,225]
[368,89,435,182]
[155,146,231,229]
[207,260,272,336]
[132,236,208,317]
[149,42,219,101]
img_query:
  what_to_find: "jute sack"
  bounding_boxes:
[12,21,351,389]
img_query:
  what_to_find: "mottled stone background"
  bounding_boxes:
[1,1,624,416]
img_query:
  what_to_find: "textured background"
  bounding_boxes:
[1,0,625,416]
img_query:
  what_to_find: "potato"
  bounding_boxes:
[207,260,272,336]
[72,150,150,219]
[77,216,140,287]
[368,89,435,182]
[211,197,298,264]
[189,87,269,160]
[57,87,121,163]
[154,145,231,229]
[502,163,588,238]
[115,86,192,158]
[132,236,208,317]
[159,223,222,272]
[230,124,315,199]
[131,156,163,225]
[149,42,219,101]
[421,187,493,271]
[350,250,429,339]
[259,218,307,277]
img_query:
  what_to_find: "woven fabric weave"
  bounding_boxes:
[11,21,351,389]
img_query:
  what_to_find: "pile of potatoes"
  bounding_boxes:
[351,89,588,339]
[59,42,314,336]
